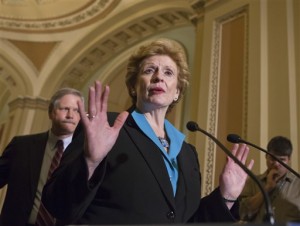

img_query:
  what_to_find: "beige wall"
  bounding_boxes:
[189,0,300,195]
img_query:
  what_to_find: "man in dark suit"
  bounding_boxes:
[0,87,83,226]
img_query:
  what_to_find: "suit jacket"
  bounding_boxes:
[0,132,48,226]
[43,113,239,225]
[0,131,82,226]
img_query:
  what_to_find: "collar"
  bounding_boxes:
[48,130,73,151]
[131,110,185,158]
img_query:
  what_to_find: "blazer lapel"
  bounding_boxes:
[29,132,49,195]
[124,116,176,208]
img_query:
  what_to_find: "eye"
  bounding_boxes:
[143,67,155,74]
[279,157,288,162]
[59,107,69,112]
[164,69,174,77]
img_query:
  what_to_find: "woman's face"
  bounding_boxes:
[135,55,180,111]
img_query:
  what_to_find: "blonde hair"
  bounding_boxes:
[125,38,190,112]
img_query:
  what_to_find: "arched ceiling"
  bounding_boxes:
[0,0,121,32]
[0,0,205,120]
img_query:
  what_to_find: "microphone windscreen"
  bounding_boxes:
[186,121,199,132]
[227,134,241,143]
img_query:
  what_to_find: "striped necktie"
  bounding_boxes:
[35,140,64,226]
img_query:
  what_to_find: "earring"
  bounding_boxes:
[174,97,178,101]
[131,90,136,96]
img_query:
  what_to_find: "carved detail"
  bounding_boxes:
[8,96,49,111]
[0,0,120,31]
[62,11,193,88]
[203,6,249,195]
[0,67,16,87]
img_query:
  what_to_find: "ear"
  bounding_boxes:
[48,110,54,120]
[131,89,136,96]
[175,88,180,98]
[173,89,180,102]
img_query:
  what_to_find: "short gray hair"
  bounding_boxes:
[48,88,83,114]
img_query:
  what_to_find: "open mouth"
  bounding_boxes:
[149,87,165,95]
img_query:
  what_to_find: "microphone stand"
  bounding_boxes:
[229,135,300,179]
[187,122,275,224]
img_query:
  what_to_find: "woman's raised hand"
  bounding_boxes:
[219,143,254,208]
[78,81,129,178]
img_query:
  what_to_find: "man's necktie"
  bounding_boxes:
[35,140,64,226]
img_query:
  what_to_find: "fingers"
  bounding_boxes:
[100,85,110,113]
[87,81,110,120]
[88,85,97,118]
[240,145,249,164]
[95,81,102,114]
[232,143,254,170]
[231,143,239,156]
[226,143,238,162]
[247,159,254,170]
[235,144,246,160]
[231,143,247,163]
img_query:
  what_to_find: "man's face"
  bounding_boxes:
[266,153,290,177]
[49,94,81,137]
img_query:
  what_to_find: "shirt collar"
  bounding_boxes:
[131,110,185,158]
[48,130,73,151]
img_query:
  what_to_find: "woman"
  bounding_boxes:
[43,39,254,225]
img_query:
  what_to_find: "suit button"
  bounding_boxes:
[166,211,175,220]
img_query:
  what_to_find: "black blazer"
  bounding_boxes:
[0,132,48,226]
[0,131,82,226]
[43,113,238,225]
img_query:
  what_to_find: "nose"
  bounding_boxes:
[151,69,164,83]
[66,109,74,118]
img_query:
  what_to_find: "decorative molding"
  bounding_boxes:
[203,6,249,195]
[203,16,220,195]
[0,0,120,31]
[189,0,205,25]
[1,0,26,5]
[8,96,49,111]
[2,0,55,4]
[62,11,193,89]
[0,67,16,87]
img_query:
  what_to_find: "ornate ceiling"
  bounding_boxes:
[0,0,204,119]
[0,0,120,32]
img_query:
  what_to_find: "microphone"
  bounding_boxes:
[227,134,300,179]
[186,121,275,224]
